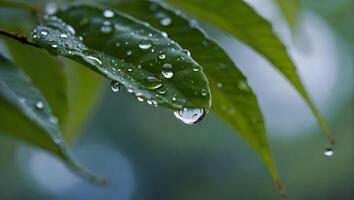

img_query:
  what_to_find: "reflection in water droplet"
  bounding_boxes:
[138,40,153,50]
[144,76,163,89]
[174,108,206,124]
[162,63,173,78]
[103,9,114,18]
[35,101,44,110]
[111,81,121,92]
[324,146,334,157]
[160,17,172,26]
[182,49,191,56]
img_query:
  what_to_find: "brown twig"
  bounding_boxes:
[0,29,40,48]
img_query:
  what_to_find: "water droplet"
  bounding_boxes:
[201,89,208,96]
[40,31,48,36]
[158,53,166,60]
[217,82,223,88]
[65,25,76,35]
[162,63,173,78]
[161,32,168,38]
[100,21,113,34]
[172,96,177,102]
[147,100,153,105]
[144,76,163,89]
[128,68,133,72]
[126,50,132,56]
[60,33,68,38]
[111,81,121,92]
[45,3,57,15]
[35,101,44,110]
[136,94,145,102]
[19,98,26,104]
[138,40,153,50]
[160,17,172,26]
[156,87,166,95]
[51,44,58,48]
[86,56,102,66]
[192,66,200,72]
[174,108,206,124]
[182,49,191,56]
[103,9,114,18]
[323,146,334,157]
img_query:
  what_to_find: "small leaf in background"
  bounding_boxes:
[0,53,105,184]
[115,0,284,194]
[275,0,301,29]
[167,0,334,144]
[32,4,211,123]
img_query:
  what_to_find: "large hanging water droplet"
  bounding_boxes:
[103,9,114,18]
[162,63,173,78]
[174,108,206,124]
[35,101,44,110]
[144,76,163,89]
[138,40,153,50]
[111,81,121,92]
[323,146,334,157]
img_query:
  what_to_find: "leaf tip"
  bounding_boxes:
[275,177,287,197]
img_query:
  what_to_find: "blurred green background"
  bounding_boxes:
[0,0,353,199]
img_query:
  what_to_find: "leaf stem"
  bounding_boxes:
[0,29,40,48]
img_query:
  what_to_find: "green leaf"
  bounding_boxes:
[0,53,105,184]
[32,4,211,117]
[114,0,285,194]
[275,0,301,29]
[167,0,334,144]
[4,38,69,127]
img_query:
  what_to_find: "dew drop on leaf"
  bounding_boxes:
[110,81,121,92]
[158,53,166,60]
[144,76,163,90]
[201,89,208,96]
[174,108,206,124]
[162,63,173,78]
[35,101,44,110]
[60,33,68,38]
[103,9,114,18]
[217,82,223,88]
[323,146,334,157]
[138,40,153,50]
[160,17,172,26]
[40,31,48,36]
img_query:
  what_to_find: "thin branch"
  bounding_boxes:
[0,29,40,48]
